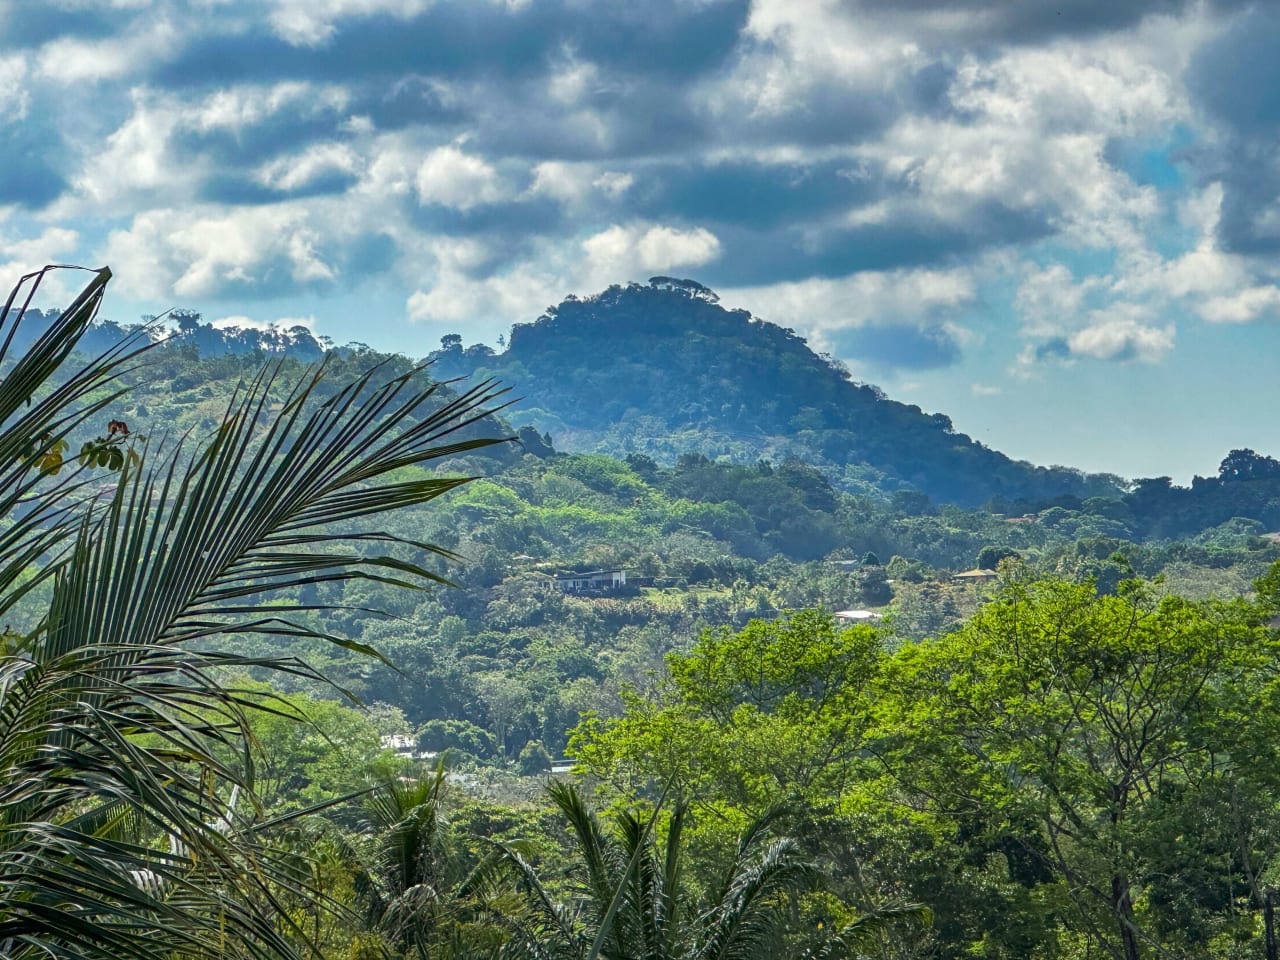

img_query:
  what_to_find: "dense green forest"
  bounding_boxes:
[7,269,1280,960]
[422,278,1129,507]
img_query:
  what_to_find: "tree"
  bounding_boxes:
[880,575,1275,959]
[358,764,512,959]
[976,545,1019,570]
[518,740,554,776]
[1219,448,1280,482]
[493,781,888,960]
[0,266,509,960]
[572,611,882,811]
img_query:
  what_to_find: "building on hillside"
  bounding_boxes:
[548,569,628,594]
[952,568,999,583]
[835,609,883,623]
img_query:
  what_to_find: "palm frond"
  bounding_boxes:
[0,267,513,960]
[796,901,933,960]
[0,266,151,622]
[693,838,818,960]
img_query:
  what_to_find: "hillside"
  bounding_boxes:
[427,277,1121,507]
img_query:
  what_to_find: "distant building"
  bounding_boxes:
[835,609,883,622]
[549,569,628,594]
[952,568,999,583]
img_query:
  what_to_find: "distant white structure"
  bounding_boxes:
[952,568,999,583]
[548,570,627,593]
[835,609,883,622]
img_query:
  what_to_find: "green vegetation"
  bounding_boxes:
[426,278,1126,506]
[572,582,1280,958]
[9,266,1280,960]
[0,267,507,959]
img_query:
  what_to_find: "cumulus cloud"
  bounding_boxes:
[210,313,319,333]
[0,226,82,298]
[1066,306,1175,362]
[1014,264,1105,337]
[189,82,352,137]
[267,0,435,47]
[0,55,28,115]
[102,206,341,300]
[256,142,361,193]
[526,162,633,206]
[1199,286,1280,324]
[1,0,1276,397]
[720,267,977,370]
[35,18,178,84]
[415,145,508,210]
[582,224,722,277]
[1187,4,1280,256]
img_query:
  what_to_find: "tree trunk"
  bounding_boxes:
[1266,889,1277,960]
[1111,874,1140,960]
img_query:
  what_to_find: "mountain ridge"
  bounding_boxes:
[426,277,1124,507]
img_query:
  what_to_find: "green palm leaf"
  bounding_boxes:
[0,266,512,960]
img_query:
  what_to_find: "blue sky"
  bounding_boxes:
[2,0,1279,482]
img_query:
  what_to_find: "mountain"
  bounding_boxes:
[15,306,330,361]
[426,277,1122,507]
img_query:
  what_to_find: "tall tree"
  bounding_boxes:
[879,574,1275,959]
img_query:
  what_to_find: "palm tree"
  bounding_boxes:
[495,782,927,960]
[495,781,821,960]
[0,265,510,960]
[356,763,520,960]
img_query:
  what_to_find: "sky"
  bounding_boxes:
[2,0,1279,482]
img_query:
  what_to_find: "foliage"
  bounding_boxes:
[425,278,1125,507]
[490,780,900,960]
[0,266,508,960]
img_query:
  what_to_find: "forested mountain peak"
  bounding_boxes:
[429,278,1122,507]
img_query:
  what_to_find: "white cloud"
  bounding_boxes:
[722,267,976,351]
[268,0,435,46]
[582,224,721,278]
[210,313,318,333]
[1067,310,1174,362]
[415,145,507,210]
[1014,264,1104,337]
[358,137,420,199]
[36,19,178,84]
[526,162,632,206]
[547,55,602,106]
[594,171,633,196]
[1199,286,1280,324]
[971,383,1003,396]
[69,93,186,210]
[732,0,919,117]
[848,33,1186,258]
[0,227,83,303]
[0,55,28,116]
[406,263,562,328]
[406,222,722,335]
[190,83,350,134]
[102,206,338,300]
[256,143,361,192]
